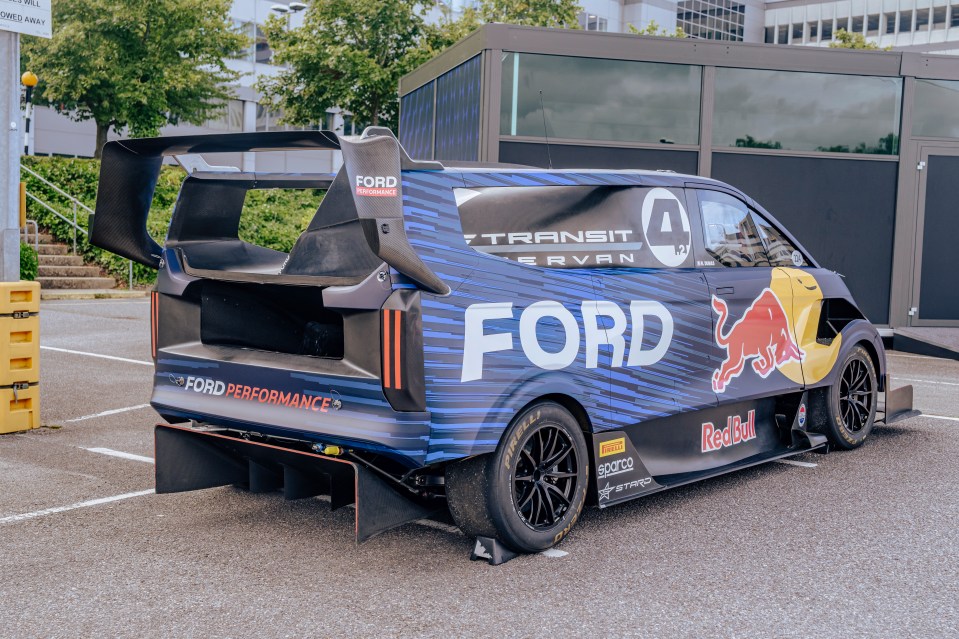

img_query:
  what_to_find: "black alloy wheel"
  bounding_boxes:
[838,356,874,434]
[810,344,878,450]
[512,423,579,530]
[445,402,589,553]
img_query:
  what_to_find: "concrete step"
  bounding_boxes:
[23,232,53,244]
[40,289,148,300]
[38,254,85,267]
[38,265,101,278]
[37,244,70,256]
[38,276,116,290]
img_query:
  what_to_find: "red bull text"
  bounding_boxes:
[702,410,757,453]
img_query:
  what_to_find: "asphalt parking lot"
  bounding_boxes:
[2,299,958,638]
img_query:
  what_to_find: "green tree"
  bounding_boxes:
[259,0,585,133]
[258,0,435,132]
[21,0,245,158]
[627,20,687,38]
[829,28,890,50]
[479,0,581,28]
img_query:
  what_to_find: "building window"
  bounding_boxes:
[822,20,834,40]
[917,8,930,30]
[765,26,775,43]
[206,100,244,132]
[499,52,702,145]
[852,16,864,33]
[577,12,608,31]
[792,23,803,40]
[900,10,914,32]
[933,6,947,28]
[885,13,897,33]
[914,79,959,138]
[836,16,850,32]
[951,5,959,27]
[867,14,880,36]
[678,0,746,41]
[808,21,819,40]
[778,25,788,43]
[713,68,902,155]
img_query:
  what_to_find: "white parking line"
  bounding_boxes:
[924,414,959,423]
[40,346,152,367]
[43,301,149,307]
[0,489,155,525]
[83,447,155,464]
[775,459,818,468]
[897,377,959,387]
[65,404,151,423]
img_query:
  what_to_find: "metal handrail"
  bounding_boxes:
[20,164,92,254]
[24,191,88,251]
[20,164,95,215]
[21,220,38,253]
[20,165,138,290]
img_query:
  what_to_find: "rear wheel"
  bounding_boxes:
[446,402,589,553]
[812,345,877,450]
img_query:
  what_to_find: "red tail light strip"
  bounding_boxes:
[383,309,392,389]
[393,309,403,390]
[382,309,404,390]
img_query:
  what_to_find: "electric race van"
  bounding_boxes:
[90,128,915,562]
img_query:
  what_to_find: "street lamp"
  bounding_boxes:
[21,71,38,156]
[271,2,306,30]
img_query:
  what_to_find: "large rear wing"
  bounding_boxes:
[90,128,450,295]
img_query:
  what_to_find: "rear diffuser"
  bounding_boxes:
[154,423,437,543]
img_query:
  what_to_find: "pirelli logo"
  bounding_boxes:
[382,309,404,390]
[599,437,626,458]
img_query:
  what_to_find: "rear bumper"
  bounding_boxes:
[155,423,438,542]
[152,351,431,468]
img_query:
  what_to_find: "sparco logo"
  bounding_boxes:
[355,175,398,197]
[461,300,673,382]
[702,409,756,453]
[597,456,634,479]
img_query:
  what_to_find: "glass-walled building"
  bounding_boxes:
[399,23,959,329]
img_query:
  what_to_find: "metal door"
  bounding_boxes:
[911,146,959,326]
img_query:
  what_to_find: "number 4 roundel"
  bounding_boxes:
[641,188,691,268]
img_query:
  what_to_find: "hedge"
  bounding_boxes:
[20,242,38,281]
[20,156,325,286]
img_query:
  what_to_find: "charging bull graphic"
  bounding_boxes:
[711,288,804,393]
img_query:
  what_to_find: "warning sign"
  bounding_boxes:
[0,0,52,39]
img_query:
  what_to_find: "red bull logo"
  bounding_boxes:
[702,410,756,452]
[711,288,804,393]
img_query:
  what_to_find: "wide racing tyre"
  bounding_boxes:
[445,402,589,553]
[811,344,878,450]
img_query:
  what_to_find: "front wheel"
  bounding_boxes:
[812,344,878,450]
[446,402,589,553]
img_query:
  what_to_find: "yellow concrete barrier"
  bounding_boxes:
[1,385,39,433]
[0,282,40,434]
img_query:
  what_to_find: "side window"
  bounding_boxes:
[751,211,807,267]
[697,190,770,268]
